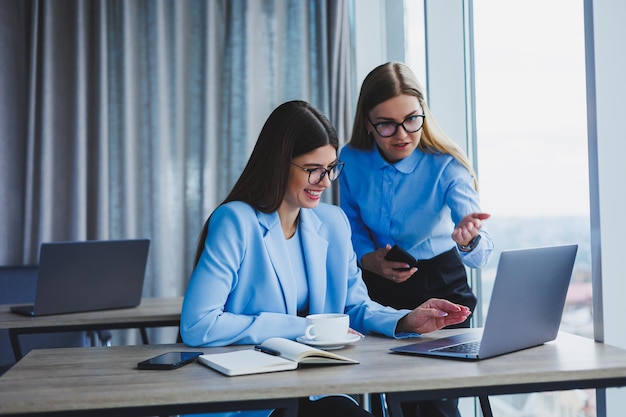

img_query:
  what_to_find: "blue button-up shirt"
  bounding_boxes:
[339,145,493,268]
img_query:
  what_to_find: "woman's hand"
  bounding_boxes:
[361,244,417,284]
[396,298,471,334]
[348,328,364,337]
[452,212,490,246]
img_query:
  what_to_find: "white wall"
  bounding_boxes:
[353,0,387,87]
[353,0,406,87]
[423,0,472,153]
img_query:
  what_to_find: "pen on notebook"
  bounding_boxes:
[254,345,281,356]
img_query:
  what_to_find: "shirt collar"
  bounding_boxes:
[371,145,423,174]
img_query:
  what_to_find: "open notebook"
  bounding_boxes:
[198,337,358,376]
[391,244,578,360]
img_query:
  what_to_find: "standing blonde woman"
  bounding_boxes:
[339,62,493,417]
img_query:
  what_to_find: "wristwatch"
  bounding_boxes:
[457,235,481,253]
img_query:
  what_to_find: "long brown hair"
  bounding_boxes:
[349,62,478,189]
[194,101,339,265]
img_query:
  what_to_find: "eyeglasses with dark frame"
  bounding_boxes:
[290,161,345,185]
[367,114,426,138]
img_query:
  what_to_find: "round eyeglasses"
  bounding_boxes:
[367,114,426,138]
[290,161,345,185]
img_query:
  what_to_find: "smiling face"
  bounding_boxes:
[282,144,338,212]
[367,94,424,163]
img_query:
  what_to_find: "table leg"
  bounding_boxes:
[8,329,23,361]
[479,396,494,417]
[140,327,149,344]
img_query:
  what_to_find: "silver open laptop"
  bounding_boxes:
[391,244,578,360]
[9,239,150,317]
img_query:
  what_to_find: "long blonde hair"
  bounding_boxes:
[349,62,478,190]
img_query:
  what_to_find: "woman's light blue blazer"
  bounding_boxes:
[181,201,412,347]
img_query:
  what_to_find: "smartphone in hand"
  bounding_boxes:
[137,351,203,370]
[384,245,419,271]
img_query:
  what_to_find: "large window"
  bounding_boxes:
[406,0,592,415]
[473,1,592,415]
[473,0,591,335]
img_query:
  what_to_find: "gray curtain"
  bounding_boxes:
[0,0,354,340]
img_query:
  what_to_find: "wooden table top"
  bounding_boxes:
[0,297,183,330]
[1,330,626,416]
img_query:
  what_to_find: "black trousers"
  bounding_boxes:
[362,247,476,315]
[362,247,476,417]
[367,394,461,417]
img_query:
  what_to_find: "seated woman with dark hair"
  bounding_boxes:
[181,100,471,417]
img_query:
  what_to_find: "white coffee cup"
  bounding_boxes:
[304,313,349,342]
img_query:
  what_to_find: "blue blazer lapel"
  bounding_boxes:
[257,211,296,314]
[299,209,329,313]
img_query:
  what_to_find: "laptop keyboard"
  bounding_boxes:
[431,340,481,354]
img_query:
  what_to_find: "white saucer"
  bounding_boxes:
[296,333,363,350]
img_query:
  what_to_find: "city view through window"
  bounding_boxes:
[474,1,592,416]
[406,1,592,416]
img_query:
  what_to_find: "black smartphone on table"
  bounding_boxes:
[137,351,204,370]
[384,245,419,271]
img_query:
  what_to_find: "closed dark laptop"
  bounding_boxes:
[391,244,578,360]
[10,239,150,317]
